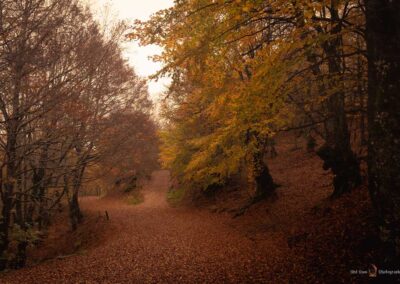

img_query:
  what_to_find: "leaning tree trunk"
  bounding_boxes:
[366,0,400,261]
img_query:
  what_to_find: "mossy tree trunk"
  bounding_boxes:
[246,132,275,201]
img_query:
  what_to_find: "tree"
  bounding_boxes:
[365,0,400,261]
[0,0,157,269]
[133,0,366,199]
[0,0,84,268]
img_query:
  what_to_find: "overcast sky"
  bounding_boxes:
[86,0,174,101]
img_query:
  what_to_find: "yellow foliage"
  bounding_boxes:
[133,0,362,192]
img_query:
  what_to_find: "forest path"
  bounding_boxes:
[0,170,296,283]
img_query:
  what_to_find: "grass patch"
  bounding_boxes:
[126,191,144,206]
[167,187,186,207]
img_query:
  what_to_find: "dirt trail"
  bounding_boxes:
[0,169,314,283]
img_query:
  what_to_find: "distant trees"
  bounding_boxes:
[0,0,157,269]
[95,110,159,191]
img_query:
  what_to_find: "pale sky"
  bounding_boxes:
[86,0,174,101]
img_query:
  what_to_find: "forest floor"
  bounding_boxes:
[0,137,385,283]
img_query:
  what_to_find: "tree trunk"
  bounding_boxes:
[253,151,275,201]
[69,191,82,231]
[13,191,28,269]
[248,135,275,201]
[69,167,85,231]
[316,3,361,197]
[0,131,18,270]
[0,189,12,270]
[14,242,28,269]
[294,1,361,197]
[365,0,400,261]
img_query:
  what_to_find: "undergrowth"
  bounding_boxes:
[126,191,144,206]
[167,187,186,207]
